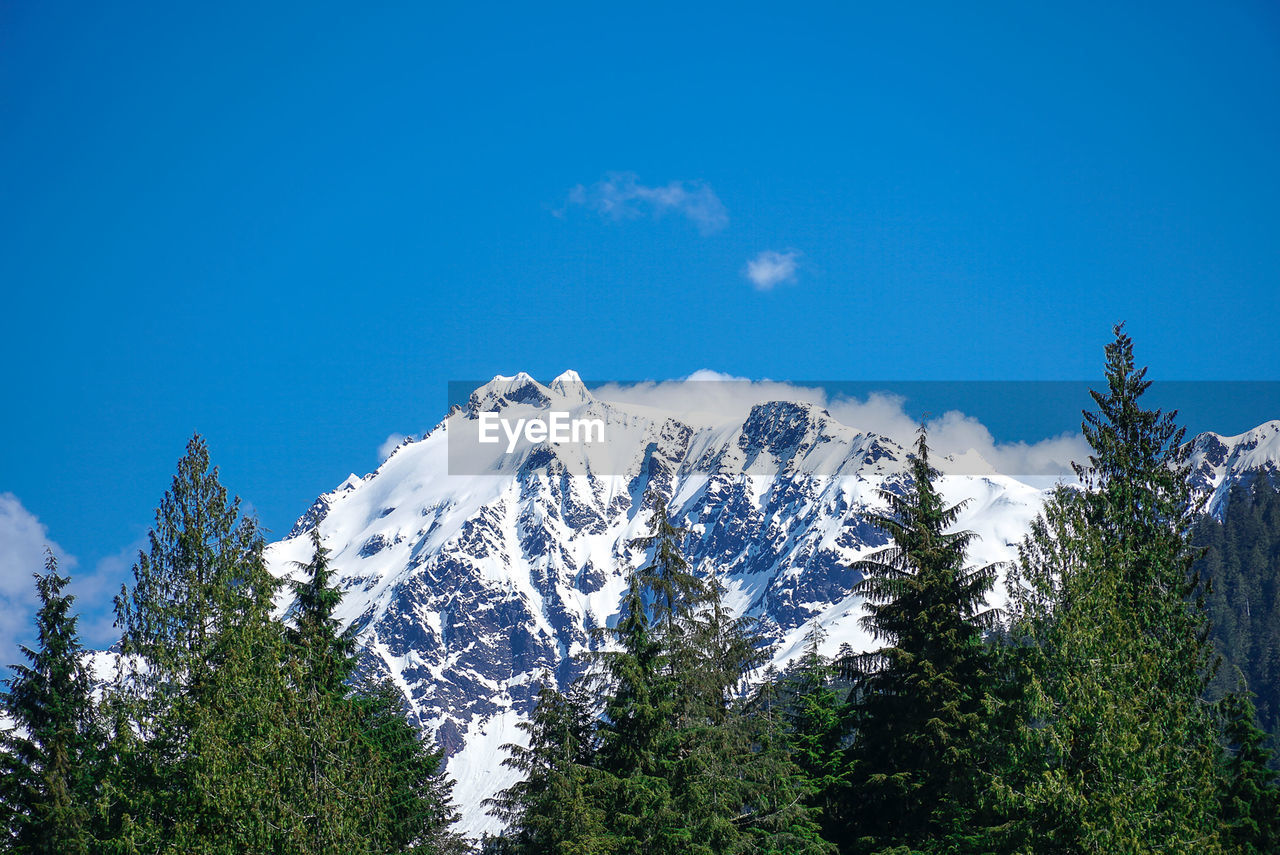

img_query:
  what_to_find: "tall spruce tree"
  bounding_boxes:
[674,575,832,855]
[607,496,830,854]
[1192,476,1280,746]
[836,428,1000,855]
[1001,325,1224,853]
[630,494,706,632]
[485,679,614,855]
[105,434,285,851]
[103,439,461,853]
[352,681,465,854]
[0,552,99,854]
[271,530,462,853]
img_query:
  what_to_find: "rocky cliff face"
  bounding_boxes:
[1187,420,1280,517]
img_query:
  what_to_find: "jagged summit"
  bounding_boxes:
[1189,419,1280,516]
[465,370,598,416]
[467,372,552,414]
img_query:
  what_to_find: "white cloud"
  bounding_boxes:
[744,249,800,290]
[564,172,729,234]
[74,539,147,650]
[0,495,146,666]
[593,375,1089,480]
[378,432,407,462]
[0,493,75,667]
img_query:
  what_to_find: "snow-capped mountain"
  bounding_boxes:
[262,374,1278,840]
[1188,420,1280,518]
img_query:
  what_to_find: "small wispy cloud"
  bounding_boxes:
[563,172,729,234]
[744,249,801,290]
[378,432,407,462]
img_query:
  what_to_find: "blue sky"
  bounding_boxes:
[2,0,1279,655]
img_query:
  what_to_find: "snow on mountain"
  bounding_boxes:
[263,375,1279,840]
[1188,420,1280,517]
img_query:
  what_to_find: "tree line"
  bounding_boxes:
[4,326,1279,853]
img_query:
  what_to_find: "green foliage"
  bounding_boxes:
[1001,325,1225,854]
[630,494,707,631]
[351,681,465,854]
[490,491,832,855]
[1193,475,1280,748]
[836,429,999,854]
[102,434,282,849]
[1217,689,1280,854]
[0,552,100,854]
[15,330,1280,854]
[485,680,615,855]
[774,624,848,842]
[97,434,460,853]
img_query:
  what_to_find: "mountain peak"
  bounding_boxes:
[549,370,593,405]
[1189,420,1280,516]
[468,373,552,413]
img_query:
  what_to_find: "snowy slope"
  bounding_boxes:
[263,375,1278,839]
[1188,420,1280,517]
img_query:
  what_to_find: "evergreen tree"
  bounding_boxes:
[286,529,359,694]
[1193,476,1280,749]
[1001,325,1224,853]
[0,552,99,854]
[485,679,615,855]
[630,494,706,632]
[104,434,284,851]
[1218,689,1280,854]
[272,530,462,853]
[778,622,847,843]
[103,442,462,853]
[594,572,672,778]
[607,497,830,854]
[114,435,276,694]
[592,570,683,851]
[352,681,465,854]
[836,428,1000,854]
[492,491,832,855]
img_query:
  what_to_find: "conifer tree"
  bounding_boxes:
[837,428,1000,854]
[485,679,614,855]
[779,622,846,842]
[595,571,674,778]
[0,552,99,854]
[493,491,832,854]
[105,434,284,850]
[84,436,464,852]
[273,531,462,853]
[674,577,832,855]
[1002,325,1225,853]
[352,681,465,854]
[1218,689,1280,854]
[286,529,359,693]
[630,494,706,632]
[1193,476,1280,745]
